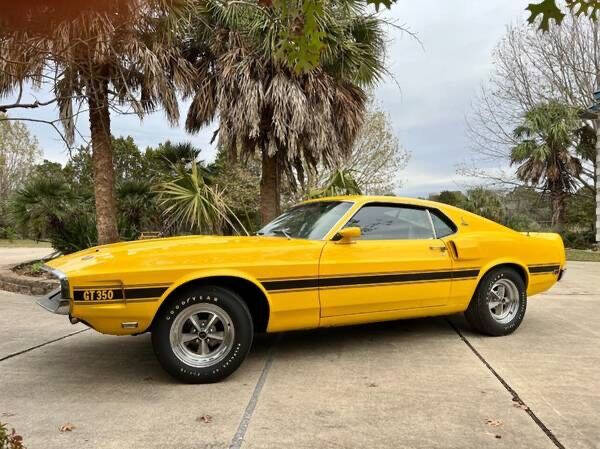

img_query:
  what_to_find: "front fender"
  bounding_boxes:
[158,268,271,307]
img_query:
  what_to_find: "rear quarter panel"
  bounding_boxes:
[438,206,564,310]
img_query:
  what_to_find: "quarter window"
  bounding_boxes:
[429,210,456,238]
[344,204,435,240]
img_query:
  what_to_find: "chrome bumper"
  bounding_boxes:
[37,266,70,315]
[37,287,69,315]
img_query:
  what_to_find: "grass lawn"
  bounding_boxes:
[0,239,52,248]
[566,248,600,262]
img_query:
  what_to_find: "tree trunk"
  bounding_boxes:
[88,77,119,245]
[260,149,281,225]
[550,190,566,233]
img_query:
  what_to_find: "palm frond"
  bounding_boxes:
[155,162,248,235]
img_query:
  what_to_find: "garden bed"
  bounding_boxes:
[12,260,55,279]
[0,259,58,296]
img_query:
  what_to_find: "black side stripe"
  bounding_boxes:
[528,265,560,274]
[262,278,319,292]
[262,269,480,292]
[73,286,168,302]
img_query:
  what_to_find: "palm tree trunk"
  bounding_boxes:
[550,190,566,233]
[87,77,119,245]
[260,149,281,225]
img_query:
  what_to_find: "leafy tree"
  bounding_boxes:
[526,0,600,31]
[208,148,262,233]
[511,102,585,231]
[12,136,169,250]
[465,11,599,242]
[430,191,469,209]
[145,141,205,179]
[32,160,66,182]
[64,136,154,190]
[464,188,505,223]
[565,188,595,232]
[117,180,161,240]
[309,169,362,198]
[0,0,199,245]
[0,116,41,199]
[295,98,408,200]
[435,188,505,223]
[185,0,385,224]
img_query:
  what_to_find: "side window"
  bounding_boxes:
[429,209,457,238]
[345,204,435,240]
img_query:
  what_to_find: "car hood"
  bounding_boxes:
[45,234,305,277]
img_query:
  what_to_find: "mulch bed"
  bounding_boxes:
[12,261,55,279]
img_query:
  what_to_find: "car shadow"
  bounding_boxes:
[31,314,470,385]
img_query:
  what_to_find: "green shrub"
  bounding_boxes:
[0,422,25,449]
[48,213,98,254]
[561,230,595,249]
[503,213,541,232]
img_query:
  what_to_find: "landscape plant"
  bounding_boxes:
[0,0,199,244]
[184,0,386,224]
[511,102,584,231]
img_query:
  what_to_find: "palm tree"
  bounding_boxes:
[155,162,247,235]
[511,102,584,232]
[184,0,386,224]
[0,1,198,244]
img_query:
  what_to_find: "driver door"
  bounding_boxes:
[318,203,453,317]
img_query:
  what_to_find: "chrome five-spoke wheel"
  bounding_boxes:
[487,278,520,324]
[153,286,253,383]
[465,267,527,336]
[169,303,235,368]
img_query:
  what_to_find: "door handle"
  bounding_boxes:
[429,245,447,252]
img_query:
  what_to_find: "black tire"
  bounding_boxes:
[464,267,527,336]
[151,285,253,383]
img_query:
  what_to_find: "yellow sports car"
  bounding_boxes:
[39,196,565,383]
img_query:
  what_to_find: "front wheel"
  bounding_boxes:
[151,286,253,383]
[465,267,527,336]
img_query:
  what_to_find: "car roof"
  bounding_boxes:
[300,195,451,210]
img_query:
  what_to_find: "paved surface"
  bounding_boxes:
[0,260,598,449]
[0,247,54,268]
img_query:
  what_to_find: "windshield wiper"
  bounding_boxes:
[272,229,291,240]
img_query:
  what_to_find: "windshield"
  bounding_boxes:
[258,201,353,240]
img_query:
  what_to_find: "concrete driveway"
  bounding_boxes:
[0,261,598,449]
[0,247,54,268]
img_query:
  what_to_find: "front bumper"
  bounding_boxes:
[37,266,70,315]
[36,288,69,315]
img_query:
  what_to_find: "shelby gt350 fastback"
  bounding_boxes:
[39,196,565,382]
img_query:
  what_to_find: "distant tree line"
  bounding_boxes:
[0,97,407,253]
[429,187,595,249]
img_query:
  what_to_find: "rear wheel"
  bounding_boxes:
[152,286,253,383]
[465,267,526,336]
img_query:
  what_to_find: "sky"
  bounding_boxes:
[7,0,528,198]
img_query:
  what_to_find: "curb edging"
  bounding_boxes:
[0,265,58,296]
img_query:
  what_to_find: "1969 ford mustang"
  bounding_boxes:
[39,196,565,383]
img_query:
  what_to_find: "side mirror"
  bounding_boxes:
[333,227,361,244]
